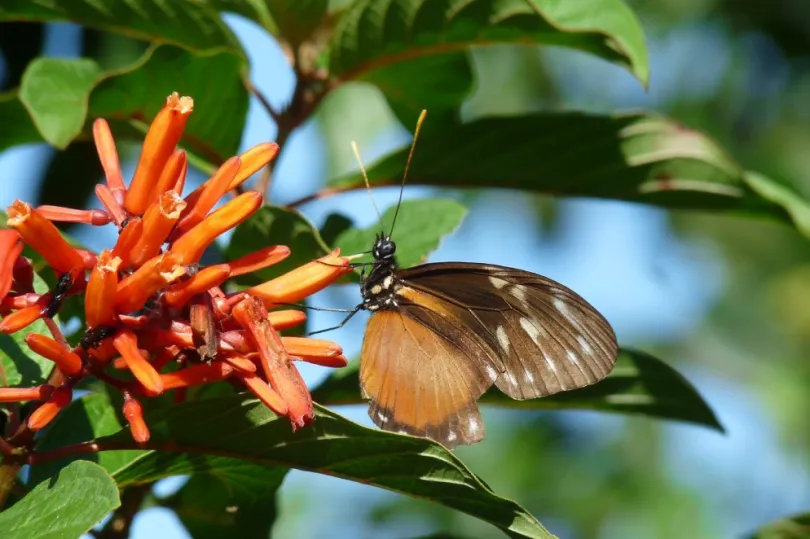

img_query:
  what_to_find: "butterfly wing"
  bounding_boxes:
[396,262,618,400]
[360,304,498,448]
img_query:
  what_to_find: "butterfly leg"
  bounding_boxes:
[307,305,362,336]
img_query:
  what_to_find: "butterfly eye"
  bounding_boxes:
[375,239,396,259]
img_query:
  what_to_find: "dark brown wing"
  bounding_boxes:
[396,262,618,400]
[360,306,497,448]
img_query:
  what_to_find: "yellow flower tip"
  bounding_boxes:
[247,248,351,307]
[85,250,122,328]
[113,330,164,396]
[170,191,263,265]
[7,200,85,275]
[227,245,291,278]
[167,92,194,114]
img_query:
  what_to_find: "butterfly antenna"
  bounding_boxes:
[390,109,427,236]
[351,140,385,235]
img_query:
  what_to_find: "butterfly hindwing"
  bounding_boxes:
[396,262,618,400]
[360,307,494,448]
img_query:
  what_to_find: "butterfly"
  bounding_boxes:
[319,112,618,449]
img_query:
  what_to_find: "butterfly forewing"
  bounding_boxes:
[396,262,618,400]
[360,308,493,448]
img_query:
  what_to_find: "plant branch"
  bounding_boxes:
[286,184,368,208]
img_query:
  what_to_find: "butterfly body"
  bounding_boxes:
[357,235,618,449]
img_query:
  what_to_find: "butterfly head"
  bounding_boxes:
[372,234,397,262]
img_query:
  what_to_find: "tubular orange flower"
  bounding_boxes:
[113,330,163,396]
[0,303,45,333]
[116,252,185,314]
[247,249,351,306]
[221,355,256,374]
[151,149,187,203]
[0,384,53,403]
[160,362,234,390]
[93,119,126,194]
[184,142,279,207]
[281,337,347,367]
[175,156,241,234]
[0,230,23,301]
[170,191,263,264]
[123,396,150,443]
[27,385,72,430]
[164,264,231,307]
[7,201,85,276]
[129,191,187,266]
[232,297,313,428]
[111,217,143,268]
[25,333,83,376]
[85,250,121,327]
[124,93,194,215]
[237,372,289,417]
[36,206,111,226]
[94,184,127,227]
[1,293,40,311]
[75,249,98,270]
[227,245,291,277]
[267,310,307,331]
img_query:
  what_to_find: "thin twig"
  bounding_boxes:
[286,184,367,209]
[245,79,280,124]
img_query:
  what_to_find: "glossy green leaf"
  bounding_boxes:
[208,0,329,46]
[0,461,120,539]
[87,396,555,538]
[19,58,103,149]
[312,349,724,432]
[749,512,810,539]
[28,392,144,485]
[0,0,241,55]
[226,205,331,286]
[161,462,287,539]
[330,0,649,124]
[331,112,792,224]
[334,198,467,275]
[0,272,60,388]
[743,171,810,239]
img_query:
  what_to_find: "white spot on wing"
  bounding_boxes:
[447,431,457,442]
[553,297,568,312]
[519,317,542,345]
[468,416,480,434]
[376,411,389,423]
[488,276,507,289]
[382,275,394,289]
[496,326,511,353]
[511,285,529,305]
[567,349,583,370]
[525,371,535,384]
[371,284,382,295]
[485,365,498,381]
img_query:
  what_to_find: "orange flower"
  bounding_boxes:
[28,385,72,430]
[85,250,121,328]
[160,362,233,390]
[282,336,347,368]
[25,333,83,376]
[247,249,351,306]
[36,206,111,226]
[175,156,241,234]
[152,149,187,202]
[267,310,307,331]
[0,384,53,403]
[123,395,150,443]
[124,93,193,214]
[0,230,23,301]
[116,252,185,314]
[163,264,231,307]
[232,297,313,428]
[226,245,290,277]
[113,330,163,396]
[129,191,187,266]
[94,184,127,227]
[111,217,143,268]
[7,201,85,276]
[0,303,46,333]
[170,191,263,264]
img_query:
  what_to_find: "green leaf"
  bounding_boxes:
[319,212,354,246]
[162,462,287,539]
[95,396,555,538]
[332,112,793,223]
[312,349,725,433]
[29,392,144,485]
[743,171,810,239]
[19,58,103,149]
[226,205,331,286]
[749,512,810,539]
[208,0,329,46]
[330,0,649,124]
[0,461,120,539]
[334,198,467,275]
[0,0,242,55]
[0,272,59,387]
[90,44,249,161]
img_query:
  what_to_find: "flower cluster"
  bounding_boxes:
[0,93,351,445]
